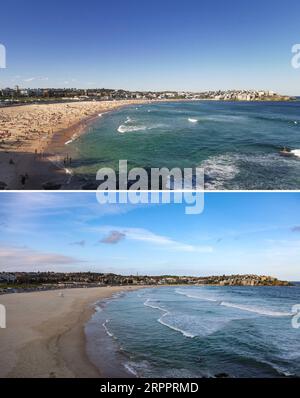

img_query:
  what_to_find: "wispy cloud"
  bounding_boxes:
[0,193,136,229]
[0,244,84,271]
[97,226,213,253]
[23,76,49,82]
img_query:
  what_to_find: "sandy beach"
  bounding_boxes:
[0,100,149,190]
[0,286,141,378]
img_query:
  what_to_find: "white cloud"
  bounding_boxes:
[0,244,83,271]
[97,226,213,253]
[23,76,49,83]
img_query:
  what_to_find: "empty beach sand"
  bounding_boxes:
[0,286,140,378]
[0,100,149,189]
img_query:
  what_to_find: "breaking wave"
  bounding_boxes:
[102,319,114,337]
[144,299,195,338]
[158,314,196,338]
[117,116,167,134]
[220,302,292,317]
[117,124,146,133]
[144,298,167,312]
[176,289,218,302]
[176,289,292,317]
[65,133,78,145]
[201,154,240,189]
[200,151,300,189]
[124,362,139,376]
[291,149,300,158]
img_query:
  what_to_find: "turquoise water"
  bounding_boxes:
[66,101,300,189]
[86,285,300,378]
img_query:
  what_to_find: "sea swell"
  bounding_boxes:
[144,299,196,338]
[176,289,293,317]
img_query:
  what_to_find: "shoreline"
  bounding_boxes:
[0,100,152,190]
[1,99,193,190]
[0,286,143,378]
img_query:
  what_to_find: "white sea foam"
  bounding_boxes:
[65,133,78,145]
[291,149,300,158]
[188,118,198,123]
[158,314,196,338]
[176,289,292,317]
[220,302,292,317]
[176,289,218,302]
[117,116,167,133]
[200,154,240,189]
[124,362,139,376]
[102,319,114,337]
[205,115,248,123]
[117,124,146,134]
[200,151,300,189]
[117,123,165,134]
[144,298,195,338]
[144,299,167,312]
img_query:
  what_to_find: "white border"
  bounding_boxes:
[2,190,298,193]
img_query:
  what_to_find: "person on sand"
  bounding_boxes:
[9,158,14,165]
[20,174,29,188]
[20,174,26,188]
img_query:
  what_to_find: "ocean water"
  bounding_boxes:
[86,285,300,378]
[65,101,300,189]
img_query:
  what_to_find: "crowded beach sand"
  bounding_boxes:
[0,286,141,378]
[0,100,148,190]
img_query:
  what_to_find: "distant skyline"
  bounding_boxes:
[1,0,300,95]
[0,192,300,280]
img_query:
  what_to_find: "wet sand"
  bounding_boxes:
[0,286,142,378]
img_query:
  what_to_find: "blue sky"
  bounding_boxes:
[0,192,299,280]
[0,0,300,94]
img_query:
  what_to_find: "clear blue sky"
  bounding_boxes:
[0,0,300,94]
[0,192,299,280]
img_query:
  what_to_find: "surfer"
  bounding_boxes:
[279,147,292,156]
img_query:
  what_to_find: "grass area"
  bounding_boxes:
[0,283,41,289]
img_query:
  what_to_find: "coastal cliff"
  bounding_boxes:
[201,274,292,287]
[0,272,292,294]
